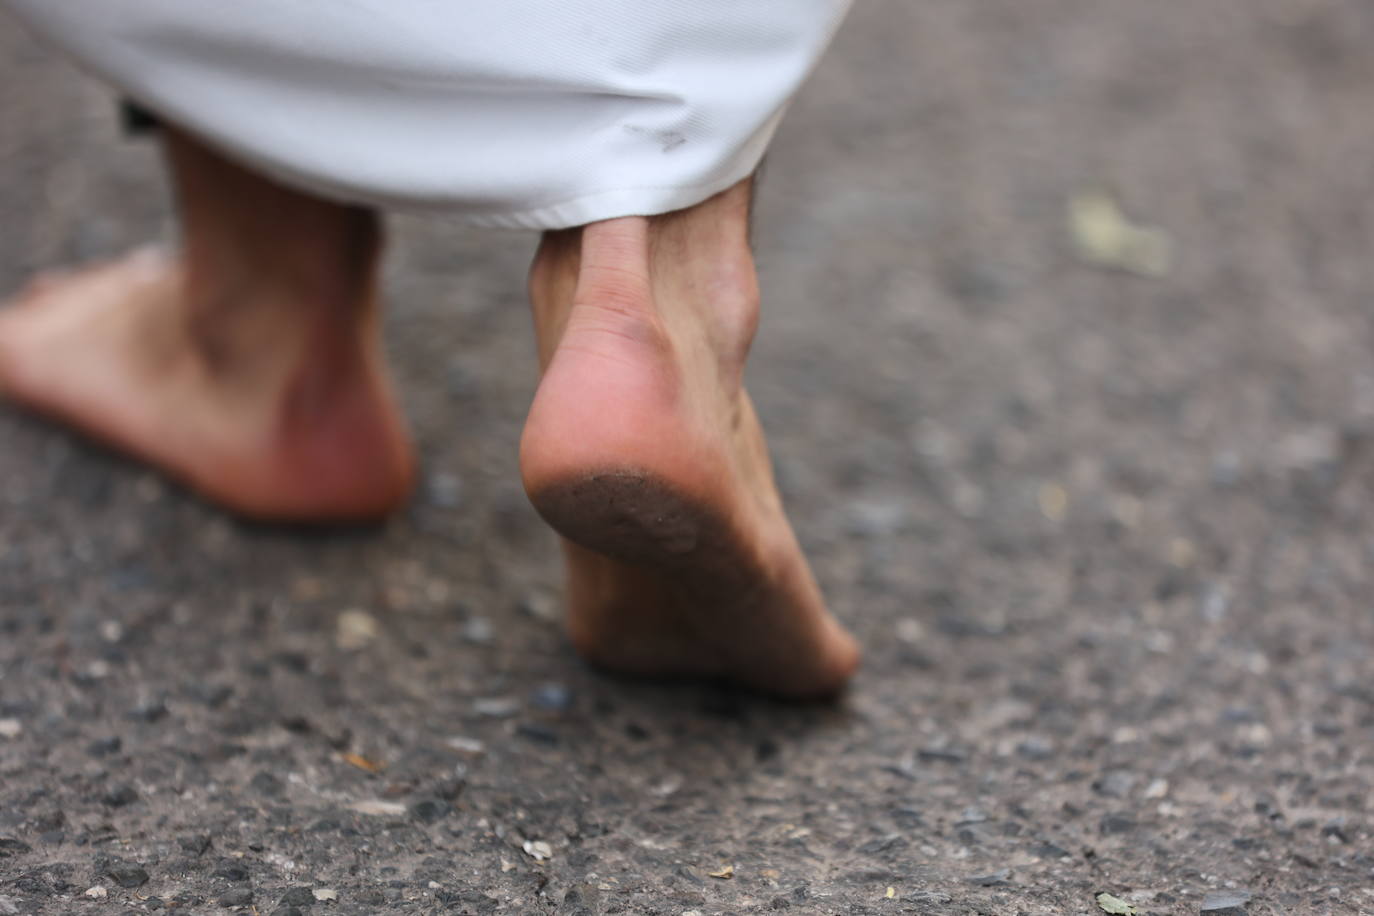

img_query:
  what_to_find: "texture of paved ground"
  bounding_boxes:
[3,2,1374,914]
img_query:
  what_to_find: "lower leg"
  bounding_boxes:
[521,178,860,698]
[0,129,414,520]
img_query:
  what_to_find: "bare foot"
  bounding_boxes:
[0,250,414,521]
[520,181,860,699]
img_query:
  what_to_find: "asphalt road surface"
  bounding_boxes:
[2,3,1373,914]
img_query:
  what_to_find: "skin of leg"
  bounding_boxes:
[0,128,415,520]
[521,177,861,699]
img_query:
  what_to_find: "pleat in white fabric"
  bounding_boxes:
[4,0,849,228]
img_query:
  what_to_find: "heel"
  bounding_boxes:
[528,471,706,565]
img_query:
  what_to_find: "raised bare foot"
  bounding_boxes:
[520,180,860,699]
[0,249,414,521]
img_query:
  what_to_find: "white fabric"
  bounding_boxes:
[4,0,849,228]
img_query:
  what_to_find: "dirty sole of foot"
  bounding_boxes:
[530,466,833,696]
[530,470,747,573]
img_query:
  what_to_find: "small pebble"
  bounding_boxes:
[956,806,988,825]
[562,884,599,916]
[102,785,139,807]
[31,812,63,835]
[279,886,315,906]
[180,834,212,855]
[425,473,463,509]
[1276,425,1339,471]
[87,736,122,757]
[1038,482,1068,521]
[250,771,285,797]
[281,715,312,734]
[895,618,924,643]
[1100,814,1137,835]
[520,592,559,622]
[84,886,107,899]
[965,868,1011,886]
[0,719,20,739]
[1199,583,1230,622]
[530,683,573,711]
[473,697,519,718]
[651,774,684,797]
[214,863,250,882]
[0,838,31,857]
[350,799,407,817]
[106,861,150,888]
[1094,770,1138,798]
[1032,841,1070,859]
[943,259,1010,306]
[336,609,379,650]
[1016,736,1054,760]
[1321,818,1349,843]
[460,617,494,645]
[126,699,168,722]
[432,774,466,800]
[846,499,908,537]
[218,888,254,908]
[917,746,966,764]
[313,889,339,902]
[523,839,553,861]
[516,722,559,745]
[409,798,451,823]
[188,682,235,708]
[445,736,486,755]
[80,661,111,683]
[1201,890,1251,915]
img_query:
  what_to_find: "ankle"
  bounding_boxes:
[530,207,761,375]
[172,183,383,379]
[174,258,379,387]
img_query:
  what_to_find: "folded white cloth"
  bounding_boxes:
[5,0,848,227]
